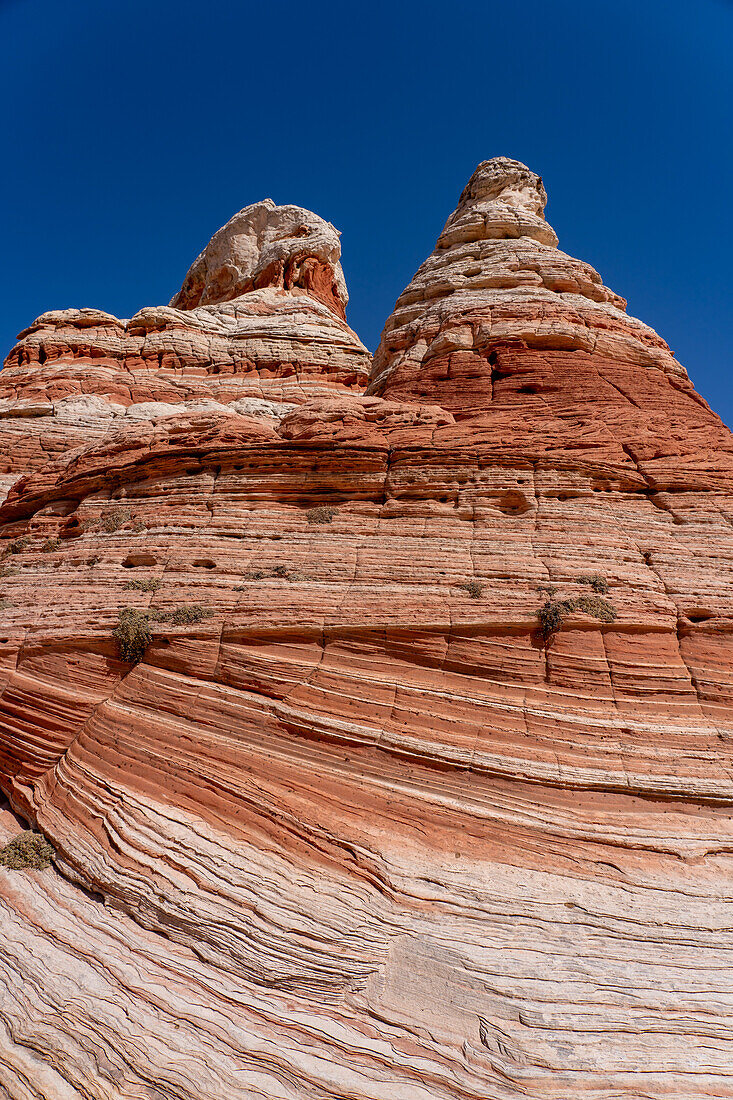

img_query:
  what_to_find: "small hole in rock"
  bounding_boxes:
[498,490,531,515]
[122,553,157,568]
[686,609,713,623]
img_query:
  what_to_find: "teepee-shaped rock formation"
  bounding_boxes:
[372,157,687,403]
[0,160,732,1100]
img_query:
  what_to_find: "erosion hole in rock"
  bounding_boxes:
[193,559,217,569]
[498,489,531,515]
[122,553,157,568]
[686,609,713,623]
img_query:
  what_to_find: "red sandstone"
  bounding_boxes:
[0,160,732,1099]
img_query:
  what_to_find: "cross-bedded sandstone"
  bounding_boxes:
[0,160,732,1099]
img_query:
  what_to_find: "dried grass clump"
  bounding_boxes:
[0,831,54,870]
[538,599,566,639]
[306,506,336,525]
[113,607,153,663]
[538,594,617,640]
[573,594,617,622]
[99,507,132,533]
[243,565,289,581]
[459,580,484,599]
[3,536,33,557]
[40,537,61,553]
[579,574,609,595]
[237,564,310,588]
[166,605,212,626]
[124,577,160,593]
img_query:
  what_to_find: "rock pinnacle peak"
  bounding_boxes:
[170,199,348,318]
[370,156,683,408]
[438,156,558,250]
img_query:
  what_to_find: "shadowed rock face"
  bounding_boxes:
[1,159,733,1099]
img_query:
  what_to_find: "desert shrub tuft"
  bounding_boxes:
[579,573,609,595]
[124,577,160,593]
[41,537,61,553]
[538,593,617,640]
[114,607,153,663]
[99,507,132,533]
[538,599,567,639]
[4,536,33,557]
[306,506,336,525]
[0,831,54,870]
[573,594,617,622]
[167,604,212,625]
[237,564,309,587]
[459,580,484,599]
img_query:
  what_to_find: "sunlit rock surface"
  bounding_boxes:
[0,201,369,502]
[1,160,733,1099]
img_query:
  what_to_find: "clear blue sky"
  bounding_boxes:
[2,0,732,424]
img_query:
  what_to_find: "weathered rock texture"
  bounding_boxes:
[1,160,733,1099]
[0,201,368,501]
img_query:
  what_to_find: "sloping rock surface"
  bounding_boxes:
[1,160,733,1099]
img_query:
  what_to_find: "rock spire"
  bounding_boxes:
[369,156,682,411]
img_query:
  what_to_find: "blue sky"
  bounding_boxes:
[2,0,732,423]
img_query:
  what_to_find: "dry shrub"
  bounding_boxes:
[538,594,617,640]
[459,580,484,599]
[237,565,309,588]
[4,536,32,556]
[166,605,211,626]
[0,831,54,870]
[114,603,213,662]
[573,594,617,622]
[306,506,336,525]
[579,573,609,595]
[124,577,160,593]
[99,507,132,533]
[114,607,153,663]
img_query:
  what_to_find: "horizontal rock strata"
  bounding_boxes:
[0,202,369,500]
[368,157,687,414]
[0,160,732,1098]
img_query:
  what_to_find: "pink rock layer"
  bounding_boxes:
[0,160,732,1099]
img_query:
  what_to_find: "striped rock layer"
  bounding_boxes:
[0,159,733,1099]
[0,200,369,501]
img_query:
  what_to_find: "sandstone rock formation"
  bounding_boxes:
[1,159,733,1099]
[0,201,369,500]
